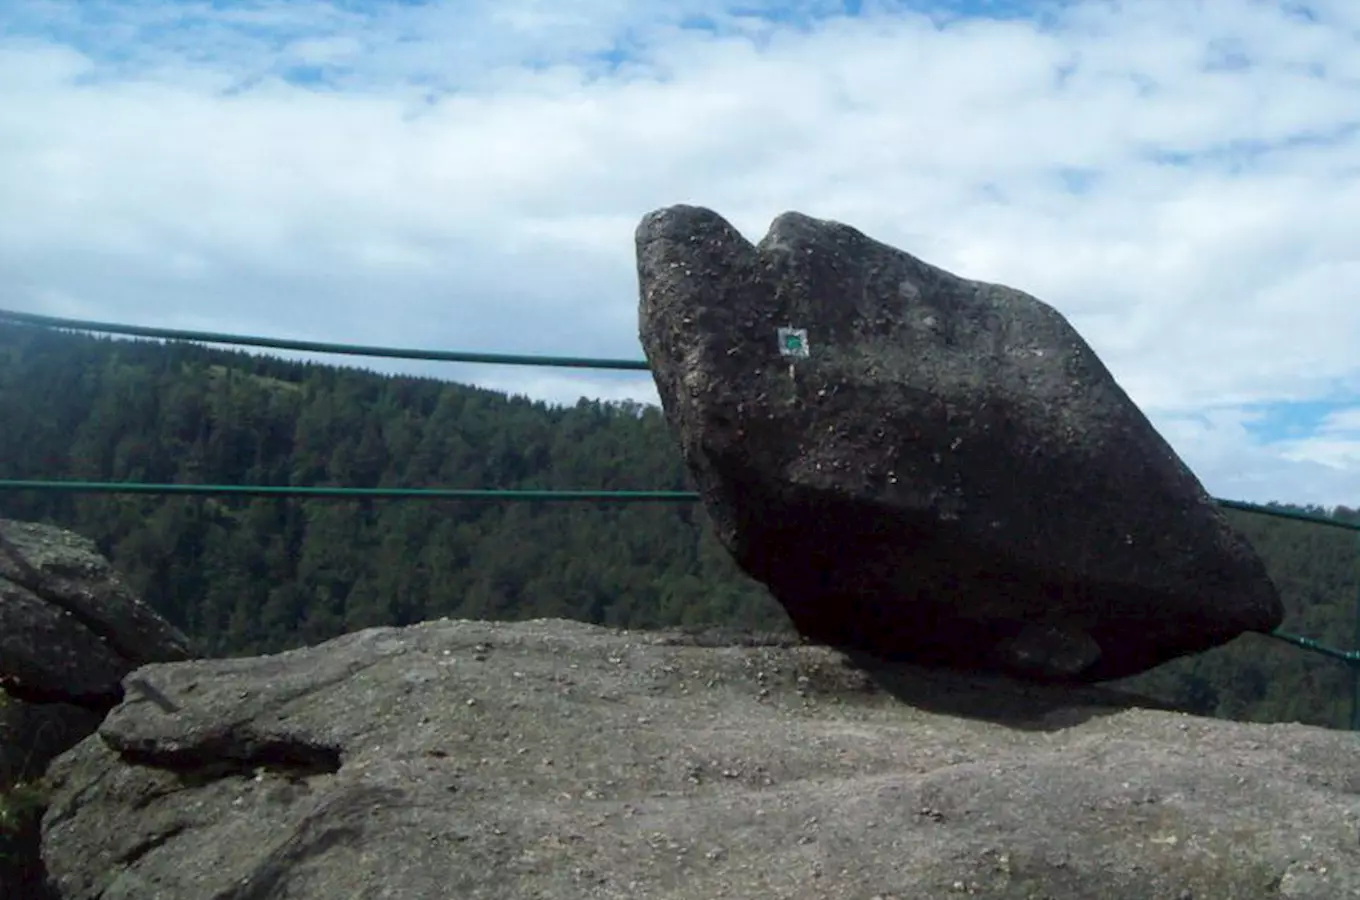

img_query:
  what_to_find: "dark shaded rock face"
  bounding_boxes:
[635,205,1284,682]
[0,519,191,706]
[0,519,192,900]
[38,619,1360,899]
[0,698,101,900]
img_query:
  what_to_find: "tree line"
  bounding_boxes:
[1,322,1356,729]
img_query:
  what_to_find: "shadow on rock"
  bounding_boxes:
[839,648,1189,732]
[660,625,1186,732]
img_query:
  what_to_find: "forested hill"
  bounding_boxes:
[1,321,1358,730]
[0,323,788,650]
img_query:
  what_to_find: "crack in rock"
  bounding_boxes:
[106,729,343,780]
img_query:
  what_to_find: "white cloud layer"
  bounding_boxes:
[1,0,1358,505]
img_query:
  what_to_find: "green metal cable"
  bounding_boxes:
[0,308,652,371]
[8,306,1360,715]
[0,477,1353,530]
[1261,629,1360,665]
[2,476,1359,699]
[1214,498,1360,533]
[0,480,697,502]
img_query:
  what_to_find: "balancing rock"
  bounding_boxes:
[635,204,1283,682]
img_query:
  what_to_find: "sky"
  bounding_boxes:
[1,0,1358,507]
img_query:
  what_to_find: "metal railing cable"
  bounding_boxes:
[3,306,1359,724]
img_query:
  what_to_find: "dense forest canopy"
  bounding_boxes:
[1,322,1357,729]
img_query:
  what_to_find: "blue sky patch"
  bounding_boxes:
[1241,399,1359,444]
[1055,166,1099,195]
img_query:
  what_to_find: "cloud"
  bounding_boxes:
[1320,407,1360,433]
[1,0,1358,507]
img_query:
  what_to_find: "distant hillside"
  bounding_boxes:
[1,321,1357,729]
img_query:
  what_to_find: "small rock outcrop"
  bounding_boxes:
[0,519,192,707]
[38,618,1360,899]
[0,518,192,900]
[635,205,1284,682]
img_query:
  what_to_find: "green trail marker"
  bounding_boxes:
[777,326,809,358]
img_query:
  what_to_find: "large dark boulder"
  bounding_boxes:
[635,205,1284,682]
[38,619,1360,899]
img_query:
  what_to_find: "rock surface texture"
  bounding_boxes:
[0,519,192,706]
[635,205,1284,682]
[39,618,1360,900]
[0,518,192,900]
